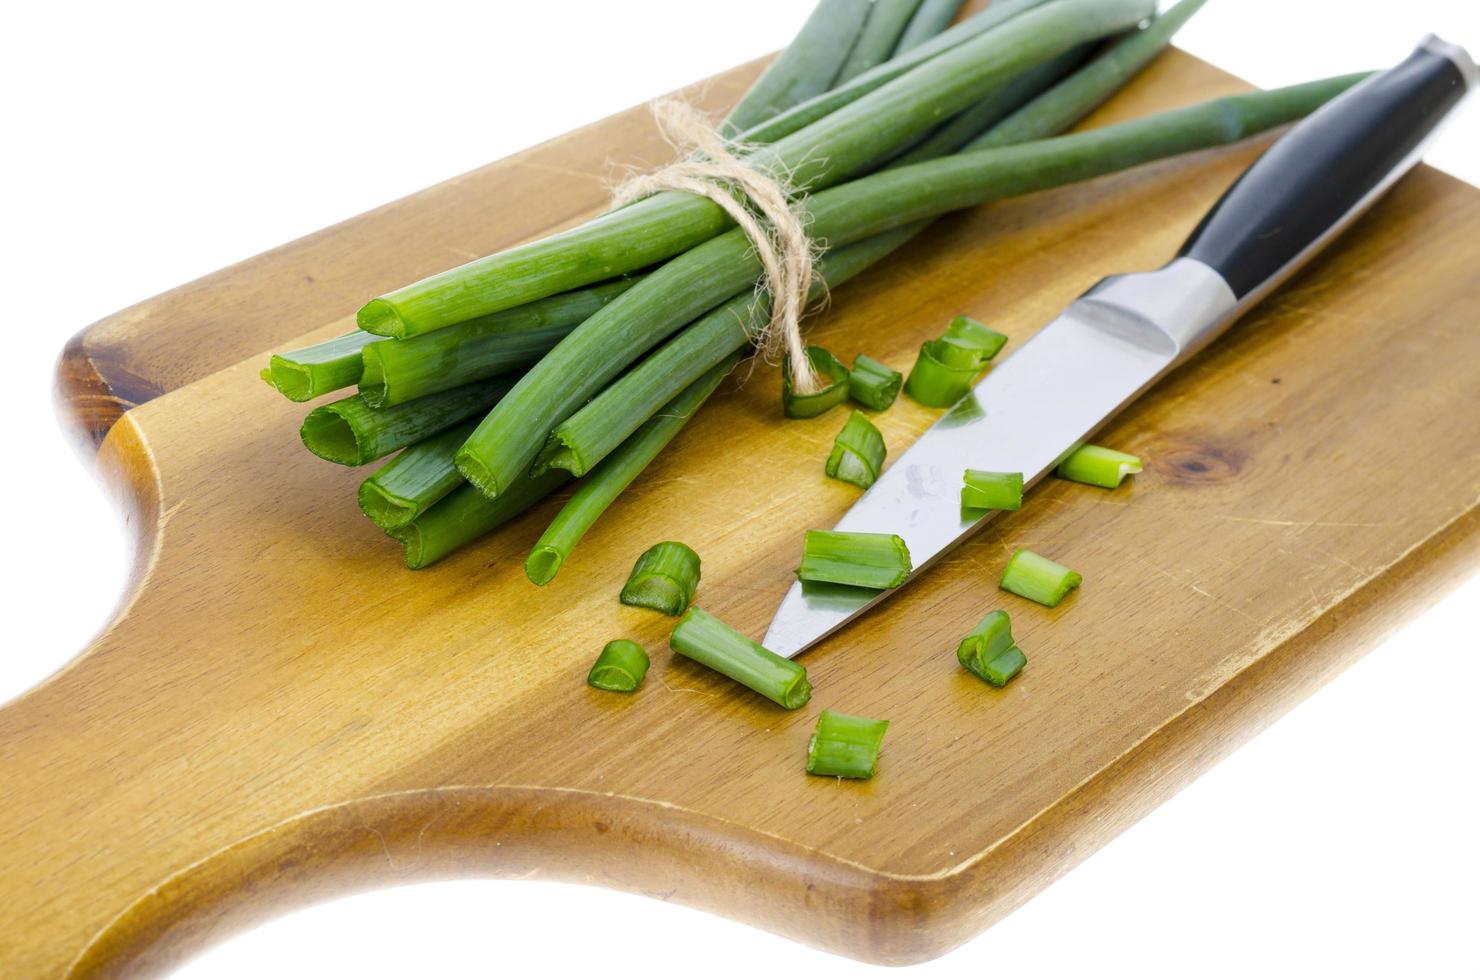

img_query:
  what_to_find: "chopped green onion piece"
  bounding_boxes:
[1000,548,1081,607]
[961,469,1023,511]
[825,411,887,489]
[848,354,903,410]
[940,315,1008,366]
[587,640,650,693]
[669,608,812,710]
[806,710,889,779]
[956,610,1027,687]
[903,339,981,407]
[358,421,476,530]
[266,331,377,402]
[1056,443,1143,489]
[300,378,511,467]
[620,542,701,616]
[798,530,912,590]
[782,347,851,419]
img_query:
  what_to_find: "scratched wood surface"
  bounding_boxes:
[6,39,1479,978]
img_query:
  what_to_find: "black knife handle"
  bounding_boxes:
[1179,36,1475,301]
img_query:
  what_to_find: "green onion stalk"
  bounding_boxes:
[833,0,928,84]
[587,640,651,692]
[620,541,702,615]
[524,355,737,586]
[357,0,1153,339]
[359,279,636,407]
[457,72,1369,498]
[722,0,874,135]
[893,0,968,55]
[300,378,512,467]
[391,468,570,570]
[357,421,478,530]
[669,607,812,709]
[266,331,377,402]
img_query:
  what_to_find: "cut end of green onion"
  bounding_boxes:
[944,316,1008,363]
[620,541,701,615]
[956,609,1027,687]
[825,411,887,489]
[798,529,912,590]
[259,366,274,386]
[358,480,419,530]
[783,346,851,419]
[806,709,889,780]
[267,357,317,402]
[1000,548,1082,607]
[848,354,903,411]
[1056,443,1143,489]
[390,522,432,571]
[587,639,650,693]
[525,546,564,586]
[962,469,1024,512]
[454,448,502,499]
[357,344,390,408]
[300,406,367,466]
[669,607,811,710]
[535,430,588,478]
[357,298,406,338]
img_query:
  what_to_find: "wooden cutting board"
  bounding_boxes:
[6,37,1478,977]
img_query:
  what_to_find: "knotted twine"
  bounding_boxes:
[611,101,825,393]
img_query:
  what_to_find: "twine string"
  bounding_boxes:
[612,100,824,393]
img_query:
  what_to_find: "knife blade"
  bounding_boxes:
[764,35,1476,659]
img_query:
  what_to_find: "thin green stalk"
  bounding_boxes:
[524,355,737,586]
[1000,548,1082,606]
[890,44,1090,166]
[301,378,511,467]
[723,0,873,136]
[459,74,1366,497]
[391,468,570,570]
[739,0,1049,145]
[538,224,923,478]
[359,279,636,407]
[807,710,890,778]
[266,331,376,402]
[587,640,650,693]
[357,421,476,530]
[893,0,968,55]
[1056,443,1142,488]
[798,530,912,590]
[957,610,1027,687]
[620,542,702,615]
[970,0,1212,150]
[358,0,1150,338]
[834,0,926,84]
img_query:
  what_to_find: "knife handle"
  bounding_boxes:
[1178,35,1476,304]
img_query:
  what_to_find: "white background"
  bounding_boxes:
[3,1,1477,977]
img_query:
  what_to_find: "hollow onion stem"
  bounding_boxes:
[524,356,737,586]
[301,378,511,467]
[893,0,969,55]
[799,530,912,590]
[848,354,903,411]
[1056,443,1143,488]
[1000,548,1082,607]
[266,331,376,402]
[956,610,1027,687]
[587,640,650,693]
[834,0,926,84]
[807,710,890,779]
[357,421,477,530]
[391,469,570,570]
[826,411,887,489]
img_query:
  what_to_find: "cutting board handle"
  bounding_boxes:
[1179,36,1475,304]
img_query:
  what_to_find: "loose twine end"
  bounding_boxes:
[612,100,827,394]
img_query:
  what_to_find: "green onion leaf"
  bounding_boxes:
[1000,548,1081,607]
[799,530,912,590]
[620,542,701,616]
[300,378,511,467]
[783,346,851,419]
[962,469,1023,511]
[587,640,650,693]
[1056,443,1143,489]
[892,0,968,55]
[266,331,376,402]
[806,709,889,779]
[391,469,569,570]
[525,355,735,586]
[834,0,927,84]
[825,411,887,489]
[848,354,903,411]
[669,607,812,709]
[956,610,1027,687]
[358,421,476,530]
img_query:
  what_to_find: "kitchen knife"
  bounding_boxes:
[764,35,1476,658]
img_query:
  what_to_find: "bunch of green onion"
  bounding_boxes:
[265,0,1368,578]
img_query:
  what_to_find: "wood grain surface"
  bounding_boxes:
[8,38,1479,978]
